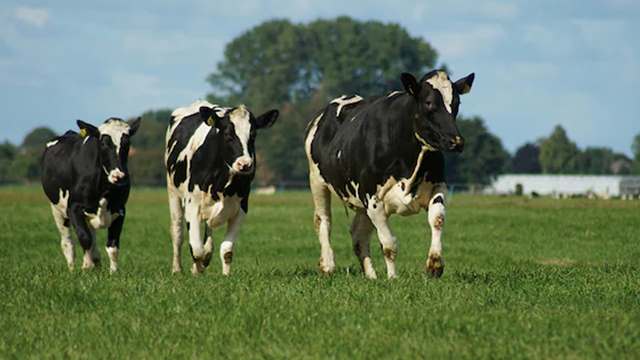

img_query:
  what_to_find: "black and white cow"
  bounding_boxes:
[41,117,141,272]
[165,100,278,275]
[305,70,474,279]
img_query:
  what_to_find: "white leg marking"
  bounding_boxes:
[51,204,74,270]
[426,187,447,278]
[219,210,245,276]
[168,187,184,273]
[82,228,99,270]
[350,211,377,279]
[106,247,118,273]
[311,176,334,274]
[366,198,398,279]
[185,197,204,275]
[305,113,335,274]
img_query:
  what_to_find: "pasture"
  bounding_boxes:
[0,186,638,359]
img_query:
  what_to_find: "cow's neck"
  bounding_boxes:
[83,138,111,202]
[396,99,432,193]
[210,132,237,193]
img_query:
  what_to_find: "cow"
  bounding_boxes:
[41,117,141,272]
[165,100,278,275]
[305,69,474,279]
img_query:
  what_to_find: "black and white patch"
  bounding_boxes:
[41,116,141,272]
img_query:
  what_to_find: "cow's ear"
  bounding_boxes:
[199,106,224,127]
[454,73,475,95]
[401,73,420,97]
[76,120,100,138]
[127,117,142,137]
[255,109,279,129]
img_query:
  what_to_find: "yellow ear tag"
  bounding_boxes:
[207,116,214,126]
[79,128,88,138]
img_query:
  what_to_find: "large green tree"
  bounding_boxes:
[511,142,541,174]
[207,17,438,184]
[21,127,57,150]
[12,127,58,182]
[445,116,510,186]
[128,109,172,186]
[539,125,581,174]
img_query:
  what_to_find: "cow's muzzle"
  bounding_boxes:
[231,156,253,175]
[106,168,127,185]
[449,136,464,152]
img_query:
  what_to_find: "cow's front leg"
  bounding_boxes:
[106,209,125,273]
[426,189,446,278]
[69,205,99,270]
[168,189,184,273]
[219,210,245,276]
[202,226,214,269]
[185,199,205,275]
[367,200,398,279]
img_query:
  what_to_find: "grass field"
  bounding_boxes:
[0,186,639,359]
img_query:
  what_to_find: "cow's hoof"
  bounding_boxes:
[191,262,204,275]
[202,251,213,268]
[426,254,445,278]
[318,257,335,275]
[172,265,182,274]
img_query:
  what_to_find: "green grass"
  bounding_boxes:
[0,186,639,359]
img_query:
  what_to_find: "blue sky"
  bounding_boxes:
[1,0,639,155]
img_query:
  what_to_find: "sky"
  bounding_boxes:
[1,0,639,155]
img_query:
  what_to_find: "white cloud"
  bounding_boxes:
[428,24,506,59]
[14,6,49,28]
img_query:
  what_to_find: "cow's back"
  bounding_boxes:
[41,131,85,204]
[307,93,425,205]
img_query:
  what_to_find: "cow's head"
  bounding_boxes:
[198,105,278,175]
[401,70,474,152]
[77,117,141,185]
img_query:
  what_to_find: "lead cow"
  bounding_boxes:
[305,70,474,279]
[42,117,141,272]
[165,100,278,275]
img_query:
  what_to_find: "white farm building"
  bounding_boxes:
[486,174,640,198]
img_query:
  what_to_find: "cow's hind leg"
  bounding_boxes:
[310,176,334,274]
[168,189,184,273]
[350,210,376,279]
[367,199,398,279]
[69,204,99,270]
[426,187,447,278]
[51,204,75,270]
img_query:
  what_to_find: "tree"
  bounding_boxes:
[633,133,640,174]
[0,141,17,183]
[21,127,57,150]
[445,116,510,185]
[578,147,616,174]
[128,109,172,186]
[206,17,439,184]
[539,125,580,174]
[511,143,541,173]
[10,127,58,182]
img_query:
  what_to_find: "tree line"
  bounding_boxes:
[2,17,639,186]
